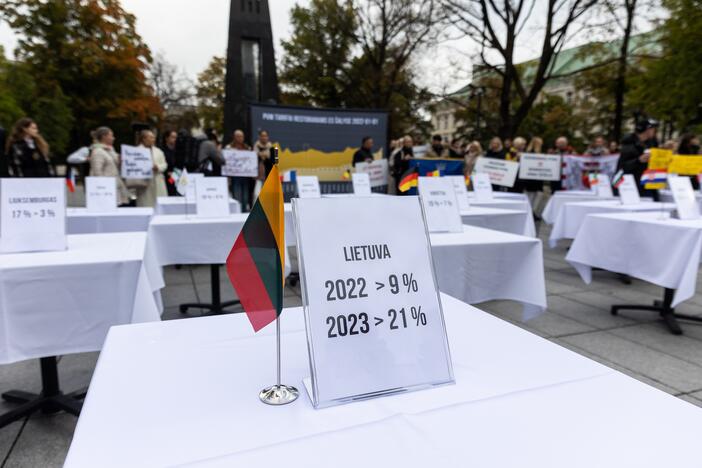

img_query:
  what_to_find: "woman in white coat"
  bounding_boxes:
[136,129,168,207]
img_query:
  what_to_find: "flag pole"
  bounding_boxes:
[259,146,299,406]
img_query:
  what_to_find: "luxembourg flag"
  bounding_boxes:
[65,166,76,193]
[640,169,667,189]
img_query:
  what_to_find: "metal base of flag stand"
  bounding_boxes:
[0,357,85,429]
[259,316,299,405]
[611,287,702,335]
[180,264,242,315]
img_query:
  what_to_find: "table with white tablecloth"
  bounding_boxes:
[430,225,546,317]
[0,232,163,427]
[67,207,153,234]
[154,197,241,215]
[65,293,702,467]
[566,212,702,334]
[541,190,611,224]
[659,189,702,212]
[460,206,536,237]
[465,196,532,213]
[549,200,675,247]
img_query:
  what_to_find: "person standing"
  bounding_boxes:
[5,118,54,177]
[549,136,572,192]
[449,139,464,159]
[227,129,253,211]
[160,130,178,196]
[426,134,449,158]
[485,137,506,159]
[585,136,609,156]
[197,128,225,177]
[89,126,131,206]
[254,130,275,178]
[464,141,482,176]
[135,129,168,207]
[352,136,374,167]
[525,137,546,217]
[392,135,414,194]
[618,119,658,195]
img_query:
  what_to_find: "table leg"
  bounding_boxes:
[179,264,241,315]
[611,288,702,335]
[0,357,86,429]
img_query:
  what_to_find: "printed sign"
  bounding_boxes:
[120,145,153,179]
[618,174,640,205]
[669,176,701,220]
[351,172,371,196]
[474,158,519,187]
[471,172,494,201]
[292,196,454,408]
[668,155,702,176]
[195,177,230,217]
[355,159,389,188]
[85,177,117,212]
[562,154,619,190]
[595,174,614,198]
[185,173,205,203]
[296,175,321,198]
[518,153,562,181]
[222,149,259,177]
[648,148,673,170]
[0,178,66,253]
[418,177,463,233]
[446,175,470,211]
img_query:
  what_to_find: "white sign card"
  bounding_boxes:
[618,174,640,205]
[185,173,205,203]
[0,178,67,253]
[595,173,614,198]
[221,149,258,177]
[351,172,372,196]
[669,176,701,220]
[195,177,230,217]
[473,157,519,187]
[85,176,117,212]
[120,145,153,179]
[471,172,494,201]
[446,175,470,211]
[296,175,321,198]
[518,153,561,181]
[417,177,463,233]
[354,159,389,188]
[292,196,454,408]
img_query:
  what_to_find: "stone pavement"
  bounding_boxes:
[1,223,702,466]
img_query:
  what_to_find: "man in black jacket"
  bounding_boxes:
[618,119,658,188]
[352,136,374,167]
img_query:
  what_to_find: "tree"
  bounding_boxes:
[629,0,702,132]
[149,52,193,114]
[196,56,226,133]
[445,0,598,139]
[280,0,357,107]
[0,0,161,151]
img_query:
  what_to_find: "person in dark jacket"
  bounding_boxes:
[352,136,374,167]
[392,135,414,194]
[485,137,506,159]
[618,119,658,196]
[161,129,178,195]
[426,134,449,158]
[197,128,225,177]
[5,117,54,177]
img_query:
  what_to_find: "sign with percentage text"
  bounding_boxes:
[292,196,454,408]
[195,176,230,217]
[0,178,67,253]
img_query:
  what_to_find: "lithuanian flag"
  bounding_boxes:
[226,165,285,332]
[399,169,419,192]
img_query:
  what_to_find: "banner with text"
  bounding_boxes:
[562,154,619,190]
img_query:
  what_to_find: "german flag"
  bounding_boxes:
[399,168,419,192]
[226,165,285,332]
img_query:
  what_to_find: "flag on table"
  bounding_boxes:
[342,169,351,180]
[587,172,598,187]
[226,165,285,332]
[640,169,667,189]
[465,174,471,187]
[612,169,624,188]
[280,170,297,183]
[398,168,419,192]
[175,168,189,196]
[65,166,76,193]
[426,169,440,177]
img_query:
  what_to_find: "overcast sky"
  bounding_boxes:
[0,1,654,95]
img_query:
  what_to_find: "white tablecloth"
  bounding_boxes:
[0,233,163,365]
[466,197,532,213]
[67,207,153,234]
[65,294,702,467]
[431,225,546,317]
[567,212,702,307]
[549,200,676,247]
[542,191,611,224]
[460,206,536,237]
[148,214,292,275]
[659,189,702,212]
[154,197,241,215]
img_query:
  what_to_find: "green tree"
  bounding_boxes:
[629,0,702,132]
[195,56,226,133]
[0,0,161,152]
[280,0,356,107]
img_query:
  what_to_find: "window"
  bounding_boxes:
[241,39,260,101]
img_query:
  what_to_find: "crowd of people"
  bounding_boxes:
[1,115,700,213]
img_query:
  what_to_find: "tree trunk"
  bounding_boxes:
[613,0,636,142]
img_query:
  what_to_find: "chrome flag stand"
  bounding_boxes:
[259,316,299,405]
